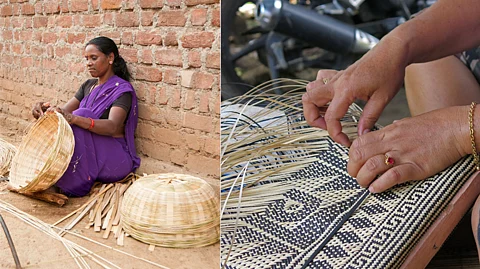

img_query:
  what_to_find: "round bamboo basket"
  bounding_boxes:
[121,173,220,248]
[9,112,75,193]
[0,138,17,177]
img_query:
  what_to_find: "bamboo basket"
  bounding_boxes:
[0,138,17,177]
[121,173,220,248]
[9,111,75,193]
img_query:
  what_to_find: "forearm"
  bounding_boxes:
[386,0,480,65]
[70,115,122,136]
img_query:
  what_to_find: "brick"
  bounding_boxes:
[184,112,213,132]
[99,31,120,44]
[44,1,60,14]
[21,3,35,15]
[42,32,58,44]
[199,91,210,113]
[73,14,81,26]
[71,0,89,12]
[185,133,204,151]
[136,122,154,139]
[181,32,215,48]
[192,72,214,89]
[158,11,186,26]
[55,47,71,57]
[30,46,44,56]
[183,90,196,110]
[101,0,121,10]
[186,154,218,177]
[166,0,181,7]
[206,52,220,69]
[169,88,181,108]
[122,32,133,45]
[139,0,163,9]
[213,91,220,114]
[138,140,170,162]
[82,14,101,27]
[20,57,33,68]
[155,49,182,67]
[138,103,163,123]
[135,66,162,82]
[33,16,48,28]
[164,69,178,85]
[154,128,183,146]
[212,8,220,27]
[67,33,86,44]
[1,5,13,16]
[2,30,12,40]
[186,0,218,6]
[181,70,194,88]
[116,12,138,27]
[164,32,178,46]
[60,0,69,12]
[104,13,114,26]
[136,31,162,46]
[170,149,187,165]
[157,87,168,105]
[141,11,154,26]
[11,17,23,27]
[56,16,72,27]
[91,0,99,10]
[12,44,22,54]
[191,9,207,26]
[119,48,138,63]
[139,49,153,64]
[188,51,201,68]
[204,137,220,156]
[42,59,57,70]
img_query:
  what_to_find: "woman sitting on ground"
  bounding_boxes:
[32,36,140,197]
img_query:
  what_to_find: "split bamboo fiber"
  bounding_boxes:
[9,111,75,193]
[121,173,220,248]
[0,138,17,177]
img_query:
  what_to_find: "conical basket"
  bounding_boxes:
[9,112,75,193]
[121,173,220,248]
[0,138,17,177]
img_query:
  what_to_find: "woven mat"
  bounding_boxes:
[220,90,475,269]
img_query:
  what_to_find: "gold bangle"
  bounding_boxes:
[469,102,480,170]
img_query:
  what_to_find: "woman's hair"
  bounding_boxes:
[86,36,131,81]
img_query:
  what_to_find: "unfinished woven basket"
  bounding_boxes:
[0,138,17,177]
[9,111,75,193]
[121,173,220,248]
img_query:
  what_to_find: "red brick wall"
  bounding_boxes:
[0,0,220,184]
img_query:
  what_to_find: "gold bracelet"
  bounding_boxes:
[469,102,480,170]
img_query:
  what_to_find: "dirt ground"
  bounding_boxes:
[0,132,219,269]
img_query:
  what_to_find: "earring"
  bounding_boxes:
[109,61,113,64]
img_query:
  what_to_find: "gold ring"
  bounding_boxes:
[322,78,329,85]
[385,154,394,166]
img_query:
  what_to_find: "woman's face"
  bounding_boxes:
[84,44,113,78]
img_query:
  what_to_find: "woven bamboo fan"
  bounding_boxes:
[9,111,75,193]
[121,173,220,248]
[0,138,17,177]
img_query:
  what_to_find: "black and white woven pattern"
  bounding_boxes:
[221,101,475,269]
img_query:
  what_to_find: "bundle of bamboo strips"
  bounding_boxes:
[54,173,138,246]
[0,138,16,177]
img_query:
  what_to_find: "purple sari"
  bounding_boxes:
[55,75,140,197]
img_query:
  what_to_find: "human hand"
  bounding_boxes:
[347,106,470,193]
[302,37,409,147]
[32,102,51,119]
[46,106,74,123]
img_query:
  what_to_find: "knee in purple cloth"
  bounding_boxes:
[56,177,93,197]
[73,108,96,118]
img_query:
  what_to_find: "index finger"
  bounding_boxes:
[324,95,353,147]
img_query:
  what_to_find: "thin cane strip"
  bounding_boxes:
[221,162,248,269]
[470,102,480,170]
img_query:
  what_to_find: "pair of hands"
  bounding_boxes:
[303,39,468,193]
[32,102,73,123]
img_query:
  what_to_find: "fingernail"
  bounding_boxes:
[368,186,375,193]
[363,129,370,135]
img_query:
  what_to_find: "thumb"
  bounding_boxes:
[358,97,388,135]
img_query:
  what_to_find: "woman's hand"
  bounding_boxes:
[302,36,409,147]
[32,102,51,119]
[347,106,471,193]
[46,106,74,123]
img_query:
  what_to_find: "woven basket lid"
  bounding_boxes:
[121,173,220,248]
[0,138,17,177]
[9,112,75,192]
